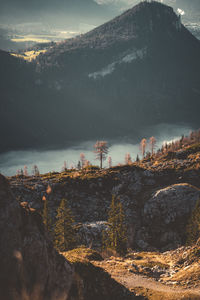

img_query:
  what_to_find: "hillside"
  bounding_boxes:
[2,139,200,299]
[1,1,200,152]
[9,140,200,251]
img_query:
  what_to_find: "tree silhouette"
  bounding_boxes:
[94,141,109,168]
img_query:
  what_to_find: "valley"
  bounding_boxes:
[1,1,200,153]
[1,1,200,299]
[2,137,200,299]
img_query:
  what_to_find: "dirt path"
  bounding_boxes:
[113,273,200,296]
[94,260,200,298]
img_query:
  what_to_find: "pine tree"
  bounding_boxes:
[136,154,140,162]
[42,196,52,234]
[54,198,76,252]
[186,199,200,245]
[103,195,127,256]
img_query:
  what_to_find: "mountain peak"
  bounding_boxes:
[85,0,182,41]
[46,0,183,55]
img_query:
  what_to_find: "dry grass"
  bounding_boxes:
[11,50,47,62]
[62,246,103,263]
[132,287,200,300]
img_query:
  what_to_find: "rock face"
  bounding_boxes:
[141,184,200,250]
[76,221,108,249]
[0,174,73,300]
[9,154,200,252]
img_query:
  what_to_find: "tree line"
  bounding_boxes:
[16,128,200,175]
[43,184,200,255]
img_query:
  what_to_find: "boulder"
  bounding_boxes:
[143,183,200,250]
[76,221,108,249]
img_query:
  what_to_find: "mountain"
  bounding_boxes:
[1,1,200,152]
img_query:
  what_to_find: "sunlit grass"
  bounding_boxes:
[11,50,47,62]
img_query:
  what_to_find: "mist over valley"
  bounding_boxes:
[0,124,192,176]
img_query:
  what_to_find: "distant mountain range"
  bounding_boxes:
[1,1,200,153]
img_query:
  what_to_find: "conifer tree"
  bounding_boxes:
[42,196,52,234]
[136,154,140,162]
[54,198,76,252]
[103,195,127,256]
[186,199,200,245]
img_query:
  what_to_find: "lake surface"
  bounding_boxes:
[0,124,192,176]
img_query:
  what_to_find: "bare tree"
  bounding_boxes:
[149,136,156,156]
[62,161,67,172]
[70,164,75,169]
[108,156,112,168]
[80,153,86,168]
[125,153,132,165]
[77,161,81,170]
[32,165,40,176]
[140,138,147,159]
[94,141,109,168]
[84,160,90,168]
[24,165,28,176]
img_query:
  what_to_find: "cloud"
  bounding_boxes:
[177,8,185,16]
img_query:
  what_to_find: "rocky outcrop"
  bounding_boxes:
[68,260,139,300]
[139,184,200,251]
[0,174,73,300]
[9,160,200,251]
[76,221,108,249]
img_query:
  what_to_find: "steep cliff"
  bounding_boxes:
[0,174,73,300]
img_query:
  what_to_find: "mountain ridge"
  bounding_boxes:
[0,1,200,153]
[38,1,191,64]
